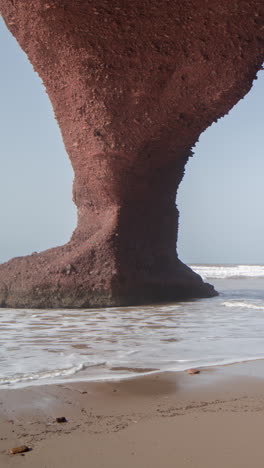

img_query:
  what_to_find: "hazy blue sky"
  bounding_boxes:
[0,17,263,265]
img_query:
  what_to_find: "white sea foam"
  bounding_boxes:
[191,264,264,279]
[0,361,107,386]
[222,301,264,310]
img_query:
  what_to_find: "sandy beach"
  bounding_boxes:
[1,361,264,467]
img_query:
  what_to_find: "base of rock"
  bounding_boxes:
[0,243,217,309]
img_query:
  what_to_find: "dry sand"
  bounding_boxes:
[1,361,264,467]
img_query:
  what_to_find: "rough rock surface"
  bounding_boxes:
[0,0,263,308]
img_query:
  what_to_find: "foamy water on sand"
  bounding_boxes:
[1,264,264,388]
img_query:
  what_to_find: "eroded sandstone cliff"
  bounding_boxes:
[0,0,263,307]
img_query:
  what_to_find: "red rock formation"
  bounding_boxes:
[0,0,263,308]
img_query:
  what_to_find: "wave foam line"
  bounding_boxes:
[222,301,264,310]
[0,361,106,386]
[191,264,264,279]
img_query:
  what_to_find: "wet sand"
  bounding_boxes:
[1,361,264,467]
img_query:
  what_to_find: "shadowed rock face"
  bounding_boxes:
[0,1,263,308]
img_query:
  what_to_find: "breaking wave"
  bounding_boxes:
[191,264,264,279]
[222,301,264,311]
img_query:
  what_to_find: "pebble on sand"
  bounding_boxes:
[9,445,30,455]
[187,368,200,375]
[56,416,67,423]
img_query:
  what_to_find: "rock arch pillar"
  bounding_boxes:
[0,0,263,308]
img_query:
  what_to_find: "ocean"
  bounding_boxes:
[1,264,264,389]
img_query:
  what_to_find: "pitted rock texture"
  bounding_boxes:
[0,0,263,308]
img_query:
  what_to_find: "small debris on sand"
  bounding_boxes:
[187,368,200,375]
[56,416,67,423]
[9,445,30,455]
